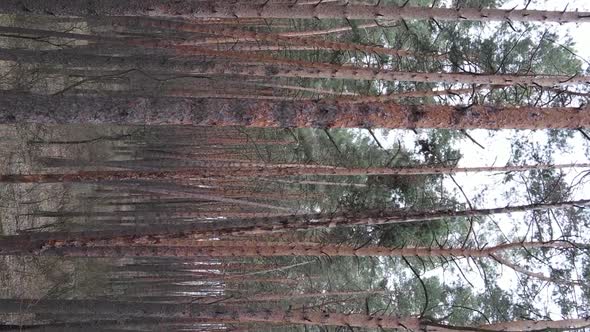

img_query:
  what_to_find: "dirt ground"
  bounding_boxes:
[0,124,131,303]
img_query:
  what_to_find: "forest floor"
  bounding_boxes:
[0,125,131,314]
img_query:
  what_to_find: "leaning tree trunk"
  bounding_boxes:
[2,28,586,87]
[155,44,590,87]
[0,1,588,23]
[198,289,388,304]
[114,17,428,59]
[1,93,589,129]
[5,46,580,87]
[0,27,590,87]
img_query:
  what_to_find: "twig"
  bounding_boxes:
[323,129,344,156]
[367,128,388,153]
[579,129,590,141]
[231,260,314,277]
[460,130,485,150]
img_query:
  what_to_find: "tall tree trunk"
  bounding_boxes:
[1,93,589,129]
[3,44,585,87]
[200,289,388,303]
[0,48,212,73]
[0,299,586,331]
[0,1,588,23]
[38,240,580,285]
[154,44,590,87]
[117,17,428,59]
[1,199,588,254]
[2,162,588,183]
[0,299,423,329]
[280,21,386,37]
[36,240,575,259]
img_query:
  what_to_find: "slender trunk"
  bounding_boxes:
[3,161,587,183]
[4,44,585,87]
[108,183,294,212]
[0,2,588,23]
[258,178,368,188]
[345,86,489,102]
[158,44,590,87]
[37,240,575,259]
[1,200,588,254]
[0,299,422,329]
[479,319,590,331]
[0,299,586,331]
[0,48,212,73]
[488,254,581,285]
[189,22,387,44]
[1,93,589,129]
[65,240,576,285]
[0,26,103,42]
[281,22,386,37]
[249,83,357,96]
[117,17,428,59]
[24,209,288,220]
[200,289,387,303]
[294,0,342,5]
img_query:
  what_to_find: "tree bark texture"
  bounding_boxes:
[1,93,589,129]
[0,299,586,331]
[1,199,588,255]
[0,1,588,23]
[2,162,588,183]
[37,240,575,259]
[3,40,587,87]
[0,299,424,330]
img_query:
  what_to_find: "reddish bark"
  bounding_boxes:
[2,162,588,183]
[124,17,429,59]
[2,199,588,255]
[38,240,575,259]
[3,40,586,87]
[1,93,589,129]
[0,298,422,329]
[0,299,586,331]
[1,2,588,23]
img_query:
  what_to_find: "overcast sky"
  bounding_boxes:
[504,0,590,69]
[381,1,590,318]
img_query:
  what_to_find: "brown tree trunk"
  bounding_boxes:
[119,17,428,59]
[2,162,587,183]
[344,86,489,102]
[4,42,585,87]
[0,48,211,73]
[200,289,387,303]
[68,240,574,285]
[280,22,386,37]
[0,298,422,329]
[1,1,588,23]
[195,21,388,43]
[2,199,588,254]
[156,44,590,87]
[37,240,575,259]
[1,92,589,129]
[479,319,590,331]
[0,299,585,331]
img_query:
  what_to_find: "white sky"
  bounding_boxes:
[378,0,590,319]
[504,0,590,70]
